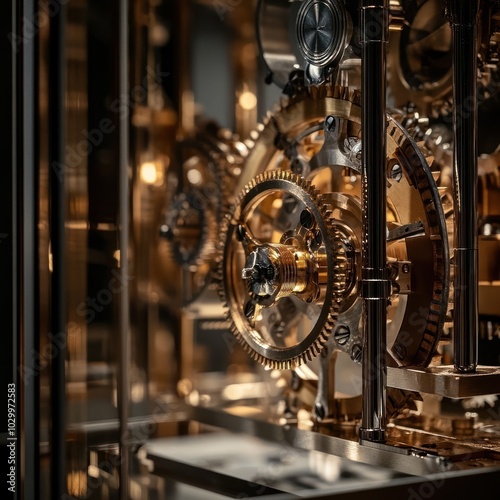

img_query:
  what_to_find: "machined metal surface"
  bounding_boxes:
[296,0,352,83]
[387,365,500,397]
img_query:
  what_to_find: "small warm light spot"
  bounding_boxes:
[239,91,257,111]
[114,249,120,267]
[140,161,158,184]
[187,168,202,185]
[272,198,283,210]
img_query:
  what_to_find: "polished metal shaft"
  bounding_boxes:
[359,0,390,443]
[448,0,480,373]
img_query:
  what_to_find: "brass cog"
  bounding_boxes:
[218,170,348,370]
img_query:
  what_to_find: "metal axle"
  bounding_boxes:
[448,0,480,373]
[359,0,390,443]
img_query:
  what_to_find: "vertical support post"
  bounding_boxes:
[448,0,480,373]
[118,0,130,497]
[359,0,390,443]
[18,0,40,497]
[48,1,66,497]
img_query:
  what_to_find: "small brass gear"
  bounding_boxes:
[217,170,349,369]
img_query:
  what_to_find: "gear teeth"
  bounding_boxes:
[217,169,348,370]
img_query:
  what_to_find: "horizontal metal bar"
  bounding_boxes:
[387,365,500,398]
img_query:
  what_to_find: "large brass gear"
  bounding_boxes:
[220,82,451,417]
[218,170,348,370]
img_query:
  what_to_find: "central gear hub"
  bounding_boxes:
[242,243,318,303]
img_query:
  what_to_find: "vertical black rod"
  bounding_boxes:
[49,1,66,497]
[118,0,130,496]
[19,0,40,497]
[359,0,390,443]
[448,0,479,373]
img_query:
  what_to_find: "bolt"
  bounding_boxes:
[325,115,336,132]
[351,344,362,363]
[300,209,314,229]
[390,163,403,182]
[402,263,410,274]
[334,325,350,346]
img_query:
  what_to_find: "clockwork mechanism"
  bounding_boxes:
[218,83,451,416]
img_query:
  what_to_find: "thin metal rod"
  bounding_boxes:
[48,1,66,496]
[359,0,390,443]
[19,0,40,497]
[118,0,131,497]
[448,0,479,373]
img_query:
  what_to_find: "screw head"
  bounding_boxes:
[325,115,336,132]
[390,163,403,182]
[351,344,362,363]
[334,325,351,346]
